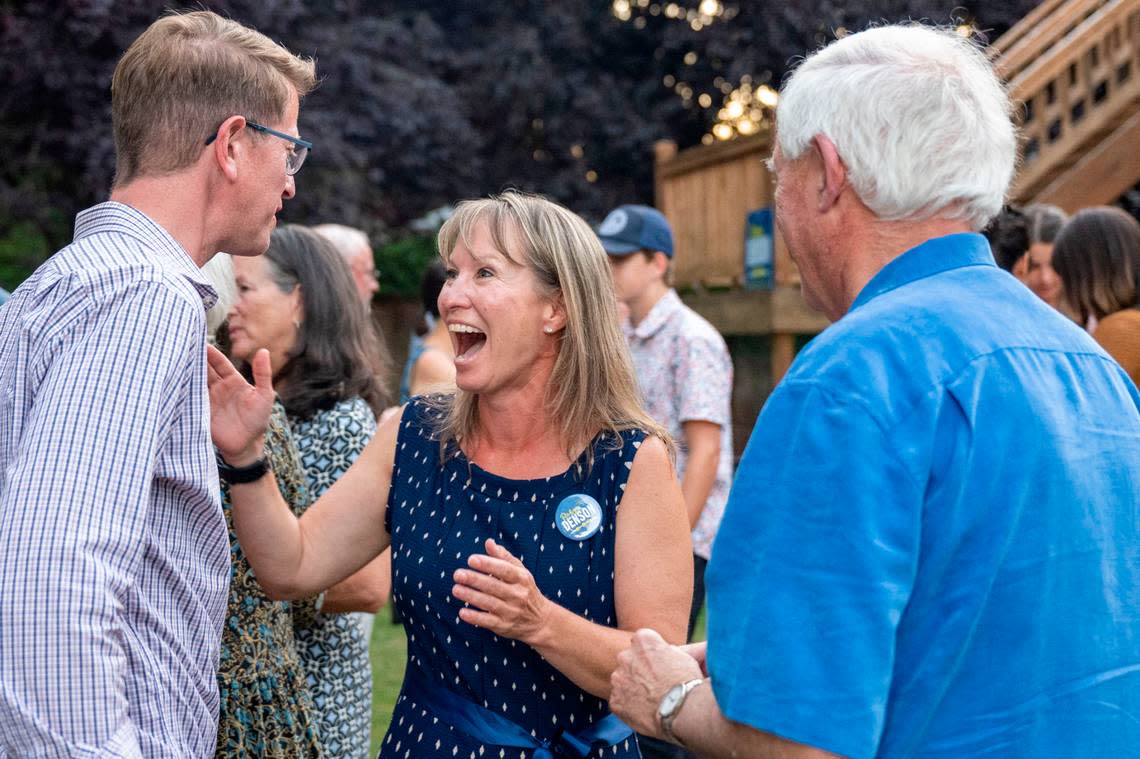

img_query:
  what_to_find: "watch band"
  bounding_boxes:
[216,452,270,484]
[660,677,705,745]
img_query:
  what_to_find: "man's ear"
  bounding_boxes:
[812,134,847,214]
[210,115,247,182]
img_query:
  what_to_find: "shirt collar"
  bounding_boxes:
[628,288,683,339]
[74,201,218,309]
[849,232,994,313]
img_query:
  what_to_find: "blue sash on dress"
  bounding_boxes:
[402,662,634,758]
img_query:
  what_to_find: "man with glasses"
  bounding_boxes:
[0,11,315,757]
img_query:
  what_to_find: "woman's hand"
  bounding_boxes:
[206,345,275,464]
[453,538,554,645]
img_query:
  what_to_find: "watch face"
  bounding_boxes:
[658,684,685,717]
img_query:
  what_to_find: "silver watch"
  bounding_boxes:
[658,678,704,744]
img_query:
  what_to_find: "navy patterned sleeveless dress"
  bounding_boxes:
[380,398,644,758]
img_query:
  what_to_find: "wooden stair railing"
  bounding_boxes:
[993,0,1104,82]
[1003,0,1140,204]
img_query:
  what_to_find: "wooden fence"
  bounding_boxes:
[1007,0,1140,208]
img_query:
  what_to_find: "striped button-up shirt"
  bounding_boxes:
[0,202,230,757]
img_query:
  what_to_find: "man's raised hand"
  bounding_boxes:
[206,345,275,465]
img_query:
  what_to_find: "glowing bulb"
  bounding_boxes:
[956,24,973,37]
[570,144,584,159]
[726,100,745,119]
[737,118,757,135]
[699,0,721,16]
[757,85,779,107]
[684,51,697,65]
[713,123,734,141]
[585,170,598,182]
[698,93,712,108]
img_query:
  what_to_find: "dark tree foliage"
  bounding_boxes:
[0,0,1038,284]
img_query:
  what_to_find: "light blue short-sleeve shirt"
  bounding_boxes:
[707,233,1140,758]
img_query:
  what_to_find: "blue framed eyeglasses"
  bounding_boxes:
[205,119,313,175]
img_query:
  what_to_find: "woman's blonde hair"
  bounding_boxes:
[430,191,670,463]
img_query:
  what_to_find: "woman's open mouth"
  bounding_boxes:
[449,323,487,362]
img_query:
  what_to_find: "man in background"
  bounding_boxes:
[599,204,733,759]
[314,223,380,306]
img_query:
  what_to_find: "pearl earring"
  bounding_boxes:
[544,326,553,334]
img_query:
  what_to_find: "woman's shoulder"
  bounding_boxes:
[1096,308,1140,334]
[600,425,650,453]
[586,426,652,476]
[393,395,452,452]
[293,395,375,430]
[1093,309,1140,376]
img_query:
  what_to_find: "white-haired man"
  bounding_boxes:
[611,24,1140,758]
[0,11,315,756]
[313,223,380,305]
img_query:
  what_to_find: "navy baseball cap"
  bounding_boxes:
[595,205,674,258]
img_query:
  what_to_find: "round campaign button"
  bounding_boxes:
[555,494,603,541]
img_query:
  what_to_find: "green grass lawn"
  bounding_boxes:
[368,607,407,756]
[367,604,706,756]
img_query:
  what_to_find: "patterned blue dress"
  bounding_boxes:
[381,398,644,758]
[289,397,377,759]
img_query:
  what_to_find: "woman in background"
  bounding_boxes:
[1022,203,1069,310]
[204,253,323,759]
[228,226,392,759]
[399,259,455,402]
[1052,206,1140,385]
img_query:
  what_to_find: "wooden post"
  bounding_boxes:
[771,332,796,386]
[653,140,678,210]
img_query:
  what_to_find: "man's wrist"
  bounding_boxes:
[658,677,706,745]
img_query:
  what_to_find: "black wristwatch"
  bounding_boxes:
[216,452,270,484]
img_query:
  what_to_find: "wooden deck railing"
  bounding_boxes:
[1007,0,1140,201]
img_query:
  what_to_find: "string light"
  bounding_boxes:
[704,80,778,142]
[613,0,726,28]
